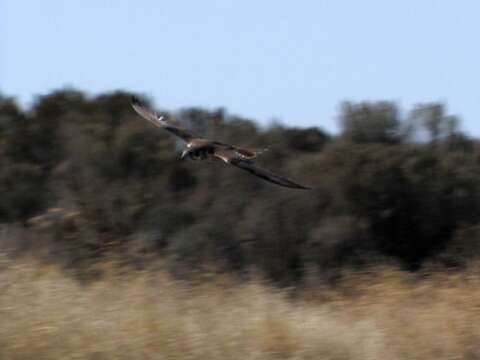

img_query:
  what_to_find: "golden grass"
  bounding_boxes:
[1,258,480,359]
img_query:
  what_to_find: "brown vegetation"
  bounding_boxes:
[1,89,480,281]
[2,89,480,357]
[1,258,480,359]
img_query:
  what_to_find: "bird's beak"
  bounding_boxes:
[180,149,189,160]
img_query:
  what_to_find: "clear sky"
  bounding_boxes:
[2,1,479,134]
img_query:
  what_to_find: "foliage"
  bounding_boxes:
[1,90,479,281]
[3,259,480,359]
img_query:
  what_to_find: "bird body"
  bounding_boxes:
[131,96,311,190]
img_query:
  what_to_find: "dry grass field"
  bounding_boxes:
[1,257,480,360]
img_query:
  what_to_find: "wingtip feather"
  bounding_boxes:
[131,95,142,106]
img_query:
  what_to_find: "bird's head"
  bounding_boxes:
[181,147,207,160]
[180,148,191,160]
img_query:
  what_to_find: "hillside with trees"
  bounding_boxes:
[1,89,479,283]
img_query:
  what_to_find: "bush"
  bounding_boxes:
[2,89,480,281]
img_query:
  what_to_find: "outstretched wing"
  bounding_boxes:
[131,96,195,142]
[214,149,311,190]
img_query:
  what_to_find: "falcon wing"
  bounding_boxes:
[131,96,195,142]
[214,149,311,190]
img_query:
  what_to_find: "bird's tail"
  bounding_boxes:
[235,147,269,159]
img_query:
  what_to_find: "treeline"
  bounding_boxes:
[1,89,480,283]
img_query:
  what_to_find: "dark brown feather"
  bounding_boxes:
[131,97,195,142]
[229,158,311,189]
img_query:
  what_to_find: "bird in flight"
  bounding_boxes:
[131,96,311,190]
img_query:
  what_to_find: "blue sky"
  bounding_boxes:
[2,1,479,134]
